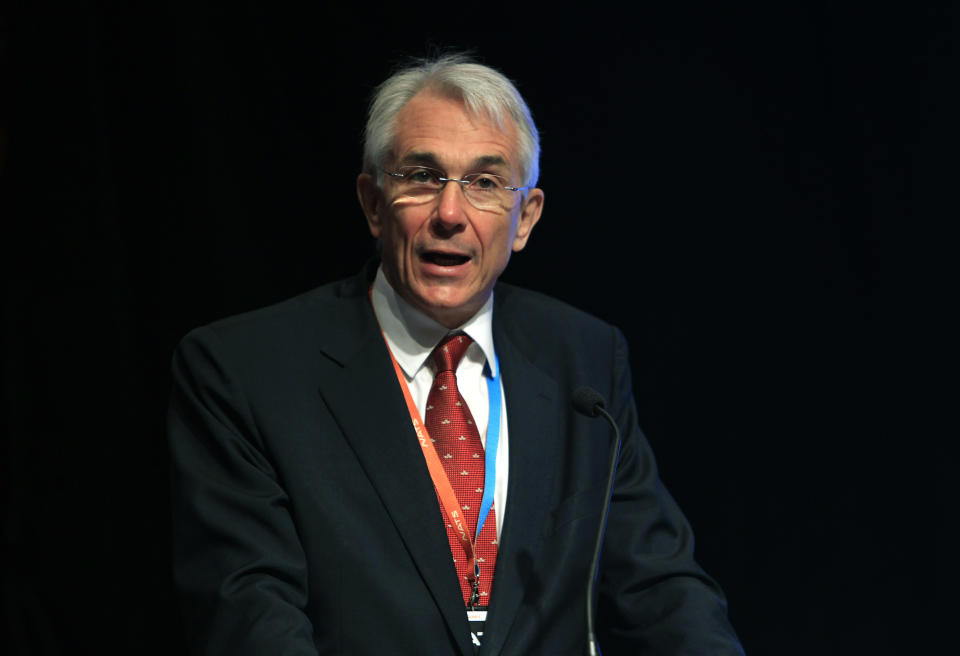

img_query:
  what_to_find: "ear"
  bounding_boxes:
[511,187,544,252]
[357,173,383,238]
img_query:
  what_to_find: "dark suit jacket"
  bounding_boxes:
[168,263,744,655]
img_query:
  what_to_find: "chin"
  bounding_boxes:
[414,284,468,306]
[416,292,480,326]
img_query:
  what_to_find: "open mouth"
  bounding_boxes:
[421,251,470,267]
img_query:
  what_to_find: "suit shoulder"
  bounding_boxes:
[493,282,630,399]
[174,273,370,361]
[494,282,617,336]
[205,280,342,332]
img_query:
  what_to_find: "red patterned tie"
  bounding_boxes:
[425,333,498,607]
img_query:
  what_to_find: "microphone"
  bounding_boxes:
[572,386,606,418]
[572,386,622,656]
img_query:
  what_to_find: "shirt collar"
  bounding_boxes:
[370,266,498,379]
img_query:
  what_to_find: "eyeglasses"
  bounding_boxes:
[386,166,529,211]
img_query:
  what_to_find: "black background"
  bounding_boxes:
[3,3,955,654]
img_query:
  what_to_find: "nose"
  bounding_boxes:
[433,179,469,231]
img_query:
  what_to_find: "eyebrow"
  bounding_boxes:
[397,152,442,168]
[470,155,510,172]
[397,152,511,174]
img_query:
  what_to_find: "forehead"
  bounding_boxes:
[391,91,519,172]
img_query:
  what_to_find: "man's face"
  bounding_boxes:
[358,91,544,328]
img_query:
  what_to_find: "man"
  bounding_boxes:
[168,55,745,655]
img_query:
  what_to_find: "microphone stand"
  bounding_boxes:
[573,388,622,656]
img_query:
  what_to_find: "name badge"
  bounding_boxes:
[467,609,487,650]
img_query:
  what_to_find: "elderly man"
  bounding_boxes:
[168,55,744,655]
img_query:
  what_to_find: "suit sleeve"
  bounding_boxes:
[167,326,320,655]
[596,327,745,655]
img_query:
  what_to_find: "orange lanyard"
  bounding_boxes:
[382,343,481,579]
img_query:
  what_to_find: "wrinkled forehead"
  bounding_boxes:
[390,91,521,174]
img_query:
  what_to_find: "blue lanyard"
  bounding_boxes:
[476,355,500,541]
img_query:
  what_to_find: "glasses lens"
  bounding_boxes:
[395,167,442,201]
[463,174,509,210]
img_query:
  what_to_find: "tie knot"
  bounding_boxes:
[431,333,474,373]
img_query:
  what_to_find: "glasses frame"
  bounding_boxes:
[385,165,529,211]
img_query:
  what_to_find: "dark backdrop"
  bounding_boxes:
[3,3,954,654]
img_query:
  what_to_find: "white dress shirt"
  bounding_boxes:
[370,267,509,539]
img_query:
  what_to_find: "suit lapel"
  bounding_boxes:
[480,320,562,655]
[314,290,473,656]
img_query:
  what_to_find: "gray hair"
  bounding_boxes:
[361,54,540,189]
